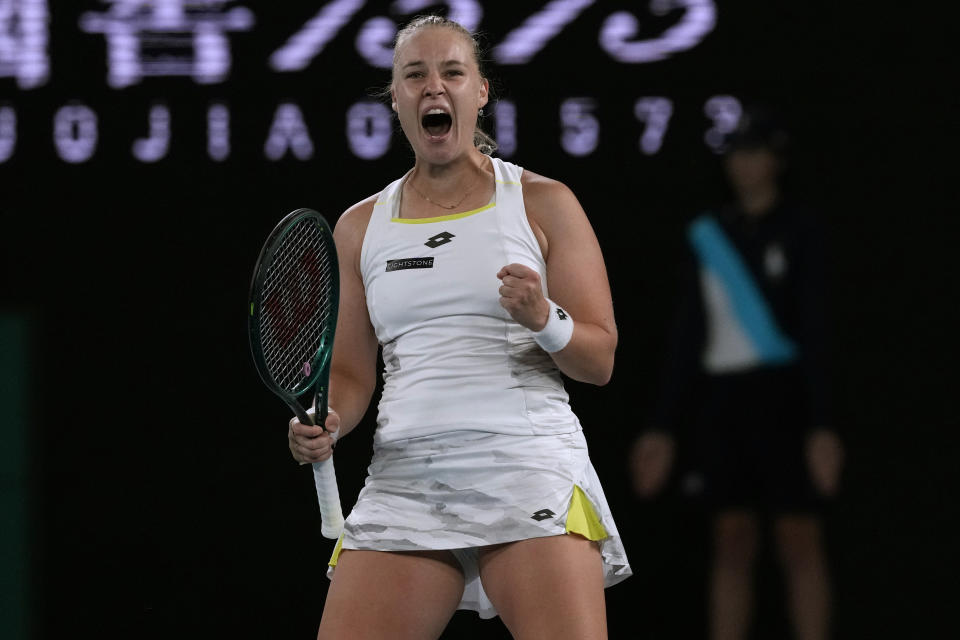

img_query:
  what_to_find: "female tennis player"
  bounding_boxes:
[287,15,631,639]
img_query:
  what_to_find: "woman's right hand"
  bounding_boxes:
[288,409,340,464]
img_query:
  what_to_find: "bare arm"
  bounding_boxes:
[497,172,617,385]
[288,197,380,464]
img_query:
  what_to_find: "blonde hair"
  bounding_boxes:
[391,15,497,155]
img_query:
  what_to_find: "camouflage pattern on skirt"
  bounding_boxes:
[327,429,631,618]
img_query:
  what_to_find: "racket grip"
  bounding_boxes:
[312,457,344,539]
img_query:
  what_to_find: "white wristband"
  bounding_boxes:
[533,299,574,353]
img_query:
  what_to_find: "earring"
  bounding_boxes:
[478,108,485,117]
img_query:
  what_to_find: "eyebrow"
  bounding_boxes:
[401,59,468,70]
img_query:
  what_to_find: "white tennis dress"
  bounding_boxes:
[329,157,631,618]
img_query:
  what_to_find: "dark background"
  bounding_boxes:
[1,1,955,638]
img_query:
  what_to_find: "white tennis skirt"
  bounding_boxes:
[327,429,632,619]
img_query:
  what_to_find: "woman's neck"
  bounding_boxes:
[407,153,490,210]
[414,151,485,183]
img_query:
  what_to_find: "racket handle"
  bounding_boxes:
[312,457,344,539]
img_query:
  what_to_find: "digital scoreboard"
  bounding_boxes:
[1,0,747,166]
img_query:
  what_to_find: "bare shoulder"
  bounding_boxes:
[520,168,587,235]
[333,192,379,252]
[520,169,578,208]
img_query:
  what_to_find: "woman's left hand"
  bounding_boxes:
[497,263,550,331]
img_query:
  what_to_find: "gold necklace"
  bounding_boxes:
[408,169,483,211]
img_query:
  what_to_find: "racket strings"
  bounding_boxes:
[258,219,335,393]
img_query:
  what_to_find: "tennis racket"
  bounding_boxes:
[248,208,344,539]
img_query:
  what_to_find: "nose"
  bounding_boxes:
[423,71,444,97]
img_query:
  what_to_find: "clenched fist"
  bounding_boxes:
[497,263,550,331]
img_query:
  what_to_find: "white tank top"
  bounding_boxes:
[360,157,581,445]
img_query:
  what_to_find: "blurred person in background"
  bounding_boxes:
[630,106,844,640]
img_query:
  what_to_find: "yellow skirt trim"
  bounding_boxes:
[565,485,608,541]
[328,533,345,568]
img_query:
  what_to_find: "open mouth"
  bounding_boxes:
[422,109,452,137]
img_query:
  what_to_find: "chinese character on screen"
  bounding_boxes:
[0,0,50,89]
[79,0,254,88]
